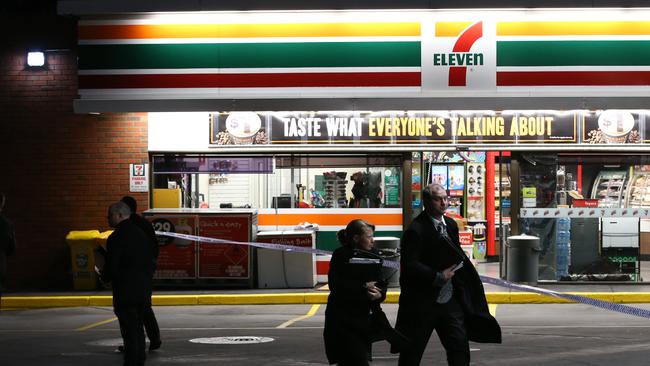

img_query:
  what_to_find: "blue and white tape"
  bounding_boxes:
[480,275,650,318]
[156,231,650,319]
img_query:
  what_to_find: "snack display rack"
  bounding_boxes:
[590,170,628,208]
[323,171,348,208]
[625,172,650,208]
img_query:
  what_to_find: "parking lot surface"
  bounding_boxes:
[2,302,650,365]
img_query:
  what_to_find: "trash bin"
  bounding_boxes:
[506,234,541,285]
[66,230,100,290]
[374,236,400,287]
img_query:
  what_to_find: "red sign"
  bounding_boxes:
[149,215,196,279]
[257,234,313,248]
[573,199,599,208]
[459,231,473,246]
[198,215,251,278]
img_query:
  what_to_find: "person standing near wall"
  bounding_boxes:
[0,193,17,308]
[121,196,162,352]
[103,201,154,366]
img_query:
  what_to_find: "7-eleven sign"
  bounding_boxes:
[129,163,149,192]
[422,20,496,91]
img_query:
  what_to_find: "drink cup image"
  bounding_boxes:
[598,110,635,143]
[225,112,262,144]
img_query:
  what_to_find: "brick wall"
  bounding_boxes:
[0,15,149,290]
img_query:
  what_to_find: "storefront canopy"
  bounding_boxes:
[61,7,650,113]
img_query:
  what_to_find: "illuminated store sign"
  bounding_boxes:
[210,111,578,145]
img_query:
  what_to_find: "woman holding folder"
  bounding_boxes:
[324,219,406,365]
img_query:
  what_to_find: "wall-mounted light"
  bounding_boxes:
[27,51,45,67]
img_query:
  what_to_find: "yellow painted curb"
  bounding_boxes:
[198,293,305,305]
[3,291,650,308]
[88,296,113,306]
[3,296,90,308]
[153,295,199,306]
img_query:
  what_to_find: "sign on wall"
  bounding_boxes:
[209,111,577,145]
[129,163,149,192]
[77,9,650,100]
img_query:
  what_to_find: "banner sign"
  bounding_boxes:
[582,110,650,144]
[521,208,650,218]
[210,111,577,145]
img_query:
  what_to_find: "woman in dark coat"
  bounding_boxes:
[324,219,401,365]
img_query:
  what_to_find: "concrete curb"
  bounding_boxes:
[3,292,650,308]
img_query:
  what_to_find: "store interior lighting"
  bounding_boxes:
[27,51,45,67]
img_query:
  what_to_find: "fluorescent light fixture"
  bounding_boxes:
[27,51,45,67]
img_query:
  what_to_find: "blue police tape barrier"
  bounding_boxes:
[156,231,650,319]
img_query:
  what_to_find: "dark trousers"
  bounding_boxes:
[398,298,470,366]
[115,304,146,366]
[143,304,160,344]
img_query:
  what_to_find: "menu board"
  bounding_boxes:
[197,215,251,278]
[149,215,197,279]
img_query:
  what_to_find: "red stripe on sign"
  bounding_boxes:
[79,72,421,89]
[449,21,483,87]
[497,71,650,86]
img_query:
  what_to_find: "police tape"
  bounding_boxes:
[156,230,402,269]
[480,275,650,318]
[156,231,650,318]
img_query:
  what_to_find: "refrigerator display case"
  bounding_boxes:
[625,172,650,208]
[590,170,628,208]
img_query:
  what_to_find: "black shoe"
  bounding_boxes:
[149,340,162,351]
[117,345,124,353]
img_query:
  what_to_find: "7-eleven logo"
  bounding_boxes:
[433,21,485,87]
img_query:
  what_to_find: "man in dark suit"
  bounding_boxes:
[103,202,154,366]
[394,184,501,366]
[121,196,161,352]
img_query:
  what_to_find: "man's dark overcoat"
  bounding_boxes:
[394,211,501,345]
[103,219,153,306]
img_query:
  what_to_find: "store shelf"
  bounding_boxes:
[591,170,627,208]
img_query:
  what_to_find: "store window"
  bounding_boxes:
[150,154,403,209]
[518,153,650,282]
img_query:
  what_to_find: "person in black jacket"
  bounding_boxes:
[120,196,161,352]
[394,184,501,366]
[324,219,404,365]
[103,201,154,366]
[0,193,16,307]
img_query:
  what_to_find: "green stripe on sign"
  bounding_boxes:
[316,231,402,252]
[497,40,650,66]
[79,42,421,70]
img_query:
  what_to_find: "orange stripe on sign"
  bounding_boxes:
[436,22,474,37]
[79,22,421,40]
[497,21,650,36]
[258,213,402,226]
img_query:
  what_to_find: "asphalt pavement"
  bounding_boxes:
[3,303,650,366]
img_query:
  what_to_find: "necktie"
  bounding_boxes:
[437,222,448,238]
[435,222,453,304]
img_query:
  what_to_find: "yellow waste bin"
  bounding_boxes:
[66,230,100,290]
